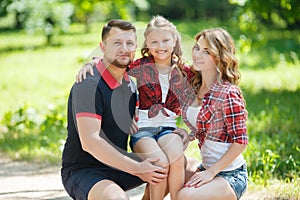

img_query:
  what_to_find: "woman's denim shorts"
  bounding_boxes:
[199,163,248,199]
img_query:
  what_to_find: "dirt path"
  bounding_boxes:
[0,153,150,200]
[0,153,276,200]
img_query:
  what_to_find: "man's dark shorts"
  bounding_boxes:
[61,167,144,200]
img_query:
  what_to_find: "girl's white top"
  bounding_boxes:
[138,73,177,128]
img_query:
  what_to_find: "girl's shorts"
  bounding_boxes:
[129,126,175,149]
[199,163,248,199]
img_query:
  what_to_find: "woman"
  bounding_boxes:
[179,27,248,200]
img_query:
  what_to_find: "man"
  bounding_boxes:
[61,19,167,200]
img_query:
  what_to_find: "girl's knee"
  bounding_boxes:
[168,148,185,165]
[155,155,170,169]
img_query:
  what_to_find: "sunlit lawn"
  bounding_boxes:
[0,21,299,199]
[1,22,299,115]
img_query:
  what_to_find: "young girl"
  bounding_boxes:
[179,28,248,200]
[77,16,192,200]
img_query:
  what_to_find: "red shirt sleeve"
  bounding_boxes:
[223,89,248,144]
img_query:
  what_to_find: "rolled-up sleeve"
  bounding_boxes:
[223,89,248,144]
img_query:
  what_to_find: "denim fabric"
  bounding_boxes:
[199,163,248,199]
[130,126,175,149]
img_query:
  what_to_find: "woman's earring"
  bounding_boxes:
[216,66,221,74]
[147,48,151,56]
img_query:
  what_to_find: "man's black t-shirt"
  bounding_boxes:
[62,60,137,171]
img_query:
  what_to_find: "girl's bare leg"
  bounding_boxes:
[134,137,169,200]
[158,134,185,200]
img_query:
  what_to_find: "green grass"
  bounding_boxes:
[246,178,300,199]
[0,20,299,198]
[0,46,84,114]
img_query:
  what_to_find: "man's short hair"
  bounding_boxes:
[102,19,136,41]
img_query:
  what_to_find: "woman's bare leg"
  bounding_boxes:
[178,177,236,200]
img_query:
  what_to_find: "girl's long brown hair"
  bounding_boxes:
[141,15,186,81]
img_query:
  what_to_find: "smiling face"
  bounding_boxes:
[101,27,137,68]
[146,29,175,63]
[192,36,216,72]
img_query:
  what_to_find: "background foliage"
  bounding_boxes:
[1,0,299,45]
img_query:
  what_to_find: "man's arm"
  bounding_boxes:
[77,117,167,184]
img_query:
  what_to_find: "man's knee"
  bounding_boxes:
[88,180,129,200]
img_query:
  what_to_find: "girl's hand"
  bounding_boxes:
[184,169,215,188]
[129,118,139,135]
[129,108,139,135]
[189,132,196,141]
[75,58,99,83]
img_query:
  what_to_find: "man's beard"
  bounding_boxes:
[110,58,132,69]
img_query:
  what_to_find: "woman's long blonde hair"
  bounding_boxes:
[191,28,240,90]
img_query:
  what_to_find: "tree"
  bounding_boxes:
[0,0,12,17]
[9,0,74,45]
[70,0,138,32]
[136,0,235,20]
[5,0,30,29]
[2,0,74,45]
[70,0,98,32]
[228,0,300,30]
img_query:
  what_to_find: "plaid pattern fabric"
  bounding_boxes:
[128,56,189,118]
[148,103,170,118]
[183,81,248,148]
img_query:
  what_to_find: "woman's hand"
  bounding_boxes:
[184,169,216,188]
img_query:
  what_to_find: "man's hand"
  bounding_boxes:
[133,158,168,185]
[172,128,189,151]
